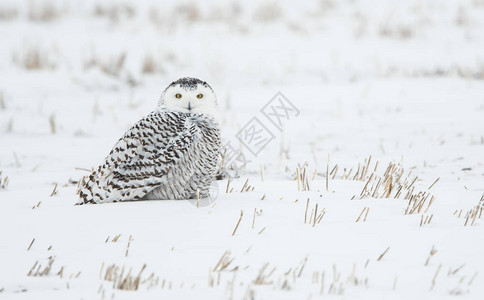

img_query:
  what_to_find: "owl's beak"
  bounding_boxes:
[187,102,192,111]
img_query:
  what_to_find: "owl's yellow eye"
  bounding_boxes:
[175,93,182,99]
[196,94,203,99]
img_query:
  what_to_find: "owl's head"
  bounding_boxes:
[159,77,218,120]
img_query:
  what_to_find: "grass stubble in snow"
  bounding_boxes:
[2,154,482,299]
[0,0,484,299]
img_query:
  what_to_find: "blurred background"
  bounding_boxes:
[0,0,483,178]
[2,0,483,88]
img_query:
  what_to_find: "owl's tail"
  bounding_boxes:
[76,166,156,205]
[76,169,105,205]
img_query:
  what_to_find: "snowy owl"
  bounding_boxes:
[77,77,221,205]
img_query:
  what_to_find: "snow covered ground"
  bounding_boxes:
[1,0,484,299]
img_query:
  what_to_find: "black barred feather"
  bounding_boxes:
[77,108,220,204]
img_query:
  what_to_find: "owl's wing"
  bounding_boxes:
[109,111,198,180]
[77,110,200,204]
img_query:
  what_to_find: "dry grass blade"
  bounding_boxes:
[297,257,307,277]
[363,207,370,222]
[75,167,92,172]
[57,266,64,278]
[50,183,58,196]
[407,176,418,189]
[429,264,441,291]
[355,207,368,222]
[125,235,133,257]
[213,251,234,272]
[468,272,478,285]
[254,263,275,285]
[240,179,249,193]
[27,261,38,276]
[27,238,35,251]
[304,198,309,223]
[377,247,390,261]
[103,263,148,291]
[226,176,231,193]
[112,234,121,242]
[0,172,8,190]
[360,173,374,197]
[0,92,6,110]
[232,210,244,236]
[49,114,56,134]
[252,208,257,229]
[424,196,435,213]
[28,256,55,277]
[428,177,440,189]
[313,204,318,226]
[425,246,437,266]
[260,165,264,182]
